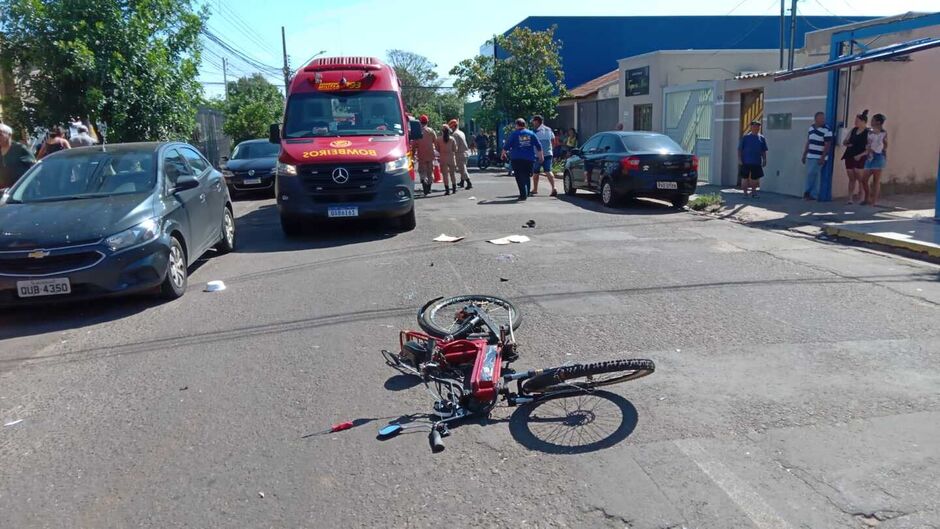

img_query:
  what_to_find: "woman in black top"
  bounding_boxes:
[0,123,36,189]
[841,110,869,204]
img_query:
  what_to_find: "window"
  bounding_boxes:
[599,135,623,153]
[284,91,404,138]
[620,134,685,154]
[767,113,792,130]
[625,66,650,96]
[180,148,209,173]
[633,104,653,131]
[581,135,603,154]
[9,150,156,203]
[163,149,193,189]
[231,142,281,160]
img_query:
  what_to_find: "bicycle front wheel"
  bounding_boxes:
[522,359,655,394]
[418,294,521,338]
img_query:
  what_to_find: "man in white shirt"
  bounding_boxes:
[530,115,557,197]
[69,125,97,147]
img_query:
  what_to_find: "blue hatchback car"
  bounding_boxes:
[0,142,235,306]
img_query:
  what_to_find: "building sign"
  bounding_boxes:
[625,66,650,97]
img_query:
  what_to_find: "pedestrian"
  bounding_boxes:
[502,118,543,201]
[862,113,888,206]
[474,130,489,165]
[69,124,97,147]
[449,119,472,190]
[436,124,458,195]
[0,123,37,189]
[801,112,832,200]
[841,109,869,204]
[551,128,561,153]
[37,125,71,159]
[738,120,768,198]
[616,122,624,131]
[530,115,557,196]
[412,115,437,195]
[563,128,578,158]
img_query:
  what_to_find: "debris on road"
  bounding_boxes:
[523,220,536,228]
[258,492,265,499]
[500,278,509,282]
[467,196,476,200]
[488,235,530,245]
[179,386,188,391]
[495,254,514,262]
[4,419,24,427]
[433,234,464,243]
[205,280,226,292]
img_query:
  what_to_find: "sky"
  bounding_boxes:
[197,0,938,98]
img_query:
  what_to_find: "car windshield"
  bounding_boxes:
[8,151,155,203]
[284,91,404,138]
[620,135,685,154]
[231,142,280,160]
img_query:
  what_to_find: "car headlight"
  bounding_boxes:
[277,162,297,177]
[384,156,409,172]
[106,218,159,252]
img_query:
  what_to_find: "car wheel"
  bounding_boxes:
[398,206,416,231]
[671,195,690,209]
[281,215,304,237]
[160,237,187,300]
[564,171,577,196]
[215,207,235,253]
[600,179,618,207]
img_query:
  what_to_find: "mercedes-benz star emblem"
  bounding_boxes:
[248,169,255,176]
[332,167,350,184]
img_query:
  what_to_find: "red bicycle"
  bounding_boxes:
[380,295,655,452]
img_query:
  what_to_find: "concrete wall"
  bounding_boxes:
[617,50,780,133]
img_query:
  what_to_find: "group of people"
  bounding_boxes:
[501,115,560,201]
[0,121,99,189]
[737,110,889,205]
[412,115,473,195]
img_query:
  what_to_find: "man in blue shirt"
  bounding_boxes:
[738,120,768,198]
[502,118,544,201]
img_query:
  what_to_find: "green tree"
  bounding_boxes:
[450,27,566,131]
[221,74,283,144]
[386,49,440,113]
[0,0,206,142]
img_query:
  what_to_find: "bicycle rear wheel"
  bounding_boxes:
[522,359,655,394]
[418,294,521,339]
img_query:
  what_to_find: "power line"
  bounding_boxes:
[211,3,280,59]
[811,0,864,25]
[217,0,280,56]
[202,28,282,74]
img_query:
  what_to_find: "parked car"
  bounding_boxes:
[221,138,279,197]
[0,142,235,306]
[562,132,698,208]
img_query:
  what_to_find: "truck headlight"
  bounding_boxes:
[384,156,409,172]
[277,162,297,177]
[106,218,159,252]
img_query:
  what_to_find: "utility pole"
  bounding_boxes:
[779,0,785,69]
[281,26,290,92]
[222,57,229,100]
[788,0,798,70]
[492,34,500,147]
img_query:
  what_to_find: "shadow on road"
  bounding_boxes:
[509,390,638,454]
[234,204,400,253]
[557,193,678,216]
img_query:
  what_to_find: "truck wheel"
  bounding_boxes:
[281,215,303,237]
[398,206,416,231]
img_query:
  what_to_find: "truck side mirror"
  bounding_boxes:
[269,123,281,144]
[409,120,423,141]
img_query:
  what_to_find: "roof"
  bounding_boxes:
[775,37,940,81]
[566,70,619,99]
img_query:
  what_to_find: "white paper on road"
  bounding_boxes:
[4,419,24,427]
[204,280,227,292]
[489,235,531,245]
[488,237,512,245]
[433,234,464,243]
[467,196,477,200]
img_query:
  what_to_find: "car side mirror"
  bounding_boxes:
[173,176,200,193]
[269,123,281,144]
[409,119,423,140]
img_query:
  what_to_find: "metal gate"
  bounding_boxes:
[577,98,618,141]
[664,83,716,184]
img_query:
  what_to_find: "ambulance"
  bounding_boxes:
[269,57,422,235]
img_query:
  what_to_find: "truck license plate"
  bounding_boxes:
[327,206,359,218]
[656,181,678,190]
[17,278,71,298]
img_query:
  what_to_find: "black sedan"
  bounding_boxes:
[0,142,235,306]
[563,132,698,208]
[221,138,279,196]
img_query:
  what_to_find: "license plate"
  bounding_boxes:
[656,181,678,190]
[328,206,359,218]
[243,178,262,185]
[17,278,71,298]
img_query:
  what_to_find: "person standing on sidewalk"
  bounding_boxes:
[449,119,472,190]
[474,130,489,166]
[37,126,71,159]
[412,115,437,195]
[841,110,869,204]
[738,120,768,198]
[436,124,458,195]
[801,112,832,200]
[530,115,557,197]
[0,123,36,189]
[862,113,888,206]
[502,118,543,201]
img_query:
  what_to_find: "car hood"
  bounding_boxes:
[223,158,277,171]
[0,194,155,249]
[280,136,405,165]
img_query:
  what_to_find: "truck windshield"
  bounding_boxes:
[284,91,404,138]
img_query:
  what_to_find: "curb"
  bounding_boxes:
[824,225,940,258]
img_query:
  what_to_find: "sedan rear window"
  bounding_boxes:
[9,151,155,203]
[620,135,685,154]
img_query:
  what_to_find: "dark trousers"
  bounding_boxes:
[511,158,533,199]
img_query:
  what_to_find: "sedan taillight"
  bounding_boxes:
[620,156,641,171]
[691,156,699,171]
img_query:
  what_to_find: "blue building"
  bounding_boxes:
[501,16,872,89]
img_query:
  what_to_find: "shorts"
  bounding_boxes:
[844,155,866,170]
[864,153,886,170]
[533,156,553,173]
[739,163,764,180]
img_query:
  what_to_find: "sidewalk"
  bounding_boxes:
[693,185,940,258]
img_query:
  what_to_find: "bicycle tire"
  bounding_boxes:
[522,359,655,394]
[418,294,521,339]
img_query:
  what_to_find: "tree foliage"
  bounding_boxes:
[0,0,206,142]
[220,74,283,144]
[450,27,566,131]
[386,49,464,128]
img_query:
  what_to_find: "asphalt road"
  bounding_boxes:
[2,172,940,529]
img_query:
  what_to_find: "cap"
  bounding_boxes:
[448,119,458,128]
[419,115,429,124]
[750,120,762,126]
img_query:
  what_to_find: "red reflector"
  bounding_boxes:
[620,156,641,171]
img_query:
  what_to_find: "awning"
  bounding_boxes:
[775,37,940,81]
